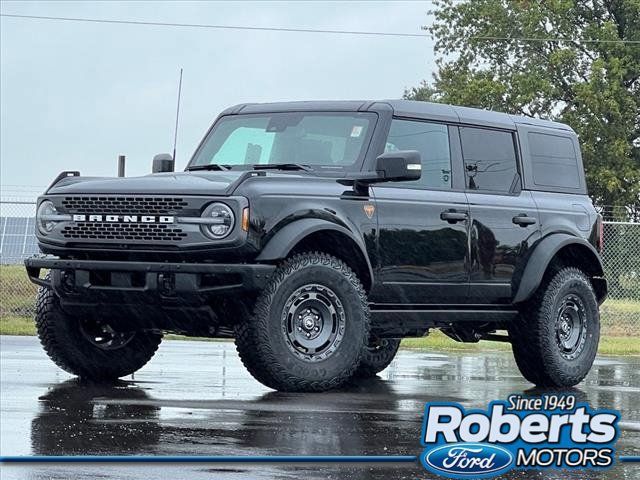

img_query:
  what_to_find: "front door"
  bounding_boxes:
[369,119,469,305]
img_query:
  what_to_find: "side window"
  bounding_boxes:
[460,127,518,193]
[528,132,580,189]
[385,119,452,189]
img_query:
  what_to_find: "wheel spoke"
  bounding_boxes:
[282,283,346,362]
[80,319,135,350]
[555,294,588,360]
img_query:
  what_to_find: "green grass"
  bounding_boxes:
[597,336,640,356]
[0,315,36,336]
[2,264,638,355]
[401,330,510,352]
[0,317,227,340]
[401,330,640,356]
[0,265,39,318]
[599,298,640,336]
[2,316,637,355]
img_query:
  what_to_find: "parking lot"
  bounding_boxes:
[0,336,638,479]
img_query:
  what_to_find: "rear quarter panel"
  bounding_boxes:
[531,191,598,245]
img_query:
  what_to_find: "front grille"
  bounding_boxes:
[61,196,188,215]
[61,223,188,242]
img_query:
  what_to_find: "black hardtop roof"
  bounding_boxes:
[223,99,573,132]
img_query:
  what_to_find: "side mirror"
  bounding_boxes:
[152,153,174,173]
[374,150,421,182]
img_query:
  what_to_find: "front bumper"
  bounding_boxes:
[25,257,275,301]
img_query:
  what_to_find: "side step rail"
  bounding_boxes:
[369,307,518,337]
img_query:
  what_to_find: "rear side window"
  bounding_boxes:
[460,127,518,193]
[528,132,580,189]
[385,119,452,189]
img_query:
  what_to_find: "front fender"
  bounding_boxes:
[256,218,374,282]
[513,234,605,304]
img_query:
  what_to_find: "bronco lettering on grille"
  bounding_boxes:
[71,214,175,224]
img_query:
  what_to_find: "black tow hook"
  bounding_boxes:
[61,270,76,294]
[158,273,176,296]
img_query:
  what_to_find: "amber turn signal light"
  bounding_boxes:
[241,207,250,232]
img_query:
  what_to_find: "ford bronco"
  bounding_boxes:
[25,100,607,392]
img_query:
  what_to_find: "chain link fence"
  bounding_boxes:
[1,199,639,336]
[600,221,640,336]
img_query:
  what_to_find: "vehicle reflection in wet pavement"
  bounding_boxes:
[1,336,638,479]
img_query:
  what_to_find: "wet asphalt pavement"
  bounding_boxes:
[0,335,639,480]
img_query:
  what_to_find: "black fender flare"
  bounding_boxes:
[256,218,374,286]
[513,234,605,304]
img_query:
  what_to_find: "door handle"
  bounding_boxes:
[512,214,537,227]
[440,210,468,224]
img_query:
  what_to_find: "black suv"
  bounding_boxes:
[25,100,607,392]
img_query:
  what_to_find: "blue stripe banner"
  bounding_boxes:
[3,454,637,465]
[0,455,418,464]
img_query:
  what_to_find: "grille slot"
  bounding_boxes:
[61,222,188,242]
[61,196,188,215]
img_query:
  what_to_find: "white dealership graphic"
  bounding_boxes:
[420,394,620,478]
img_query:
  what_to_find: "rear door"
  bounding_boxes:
[370,118,470,305]
[458,126,541,304]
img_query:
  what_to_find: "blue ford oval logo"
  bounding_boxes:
[422,442,513,478]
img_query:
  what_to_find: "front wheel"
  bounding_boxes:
[35,286,162,381]
[509,267,600,387]
[235,252,370,392]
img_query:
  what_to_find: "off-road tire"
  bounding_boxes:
[235,252,370,392]
[35,286,162,381]
[355,338,401,378]
[510,267,600,387]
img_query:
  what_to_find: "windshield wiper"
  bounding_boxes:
[252,163,313,172]
[187,163,313,172]
[187,164,231,171]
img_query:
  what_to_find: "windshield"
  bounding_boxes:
[188,112,376,170]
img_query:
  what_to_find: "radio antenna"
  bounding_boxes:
[172,68,183,162]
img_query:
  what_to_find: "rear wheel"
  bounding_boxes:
[355,338,400,378]
[235,252,370,392]
[35,285,162,380]
[510,267,600,387]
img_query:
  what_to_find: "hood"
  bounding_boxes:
[46,171,249,196]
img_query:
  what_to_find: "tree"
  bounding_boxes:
[407,0,640,215]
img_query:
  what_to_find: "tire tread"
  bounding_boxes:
[510,267,599,387]
[35,285,162,380]
[235,252,370,392]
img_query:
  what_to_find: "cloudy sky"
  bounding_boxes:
[0,1,436,191]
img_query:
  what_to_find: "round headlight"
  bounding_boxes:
[37,200,58,235]
[202,202,235,239]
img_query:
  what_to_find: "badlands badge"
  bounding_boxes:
[420,394,620,478]
[363,204,375,219]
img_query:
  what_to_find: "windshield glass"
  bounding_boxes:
[189,112,376,170]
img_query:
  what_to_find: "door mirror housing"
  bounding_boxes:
[374,150,421,183]
[152,154,175,173]
[336,150,421,189]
